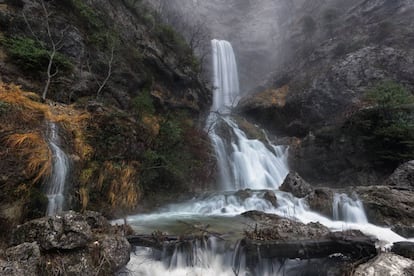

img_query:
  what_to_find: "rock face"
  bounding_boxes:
[280,171,313,198]
[354,253,414,276]
[237,0,414,186]
[356,186,414,230]
[385,160,414,189]
[3,211,131,276]
[392,242,414,260]
[306,188,334,218]
[0,0,215,224]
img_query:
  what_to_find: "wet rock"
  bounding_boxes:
[354,253,414,276]
[242,210,330,241]
[8,211,131,276]
[99,235,131,271]
[0,242,40,276]
[235,189,253,201]
[385,160,414,189]
[12,211,93,250]
[263,190,277,207]
[280,172,313,198]
[392,225,414,239]
[306,188,334,218]
[356,186,414,228]
[392,242,414,260]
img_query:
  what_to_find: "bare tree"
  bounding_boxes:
[23,0,68,101]
[86,38,116,99]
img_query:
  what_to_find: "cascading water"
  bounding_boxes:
[120,40,409,275]
[45,122,69,216]
[208,39,289,191]
[333,193,368,223]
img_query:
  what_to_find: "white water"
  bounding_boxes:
[121,40,409,275]
[333,193,368,223]
[45,122,69,216]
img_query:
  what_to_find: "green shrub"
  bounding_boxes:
[132,89,155,117]
[1,36,73,75]
[366,81,414,110]
[64,0,104,30]
[346,81,414,166]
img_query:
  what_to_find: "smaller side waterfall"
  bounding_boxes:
[45,122,69,216]
[332,193,368,223]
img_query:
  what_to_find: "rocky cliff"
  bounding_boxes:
[0,0,214,232]
[238,0,414,186]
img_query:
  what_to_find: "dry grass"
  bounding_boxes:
[5,132,52,183]
[141,115,160,138]
[79,186,89,212]
[96,161,141,210]
[1,83,92,188]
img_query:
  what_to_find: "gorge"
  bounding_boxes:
[0,0,413,275]
[119,39,411,275]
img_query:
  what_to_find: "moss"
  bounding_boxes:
[1,36,73,76]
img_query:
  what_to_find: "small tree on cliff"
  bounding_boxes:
[348,81,414,166]
[23,0,68,101]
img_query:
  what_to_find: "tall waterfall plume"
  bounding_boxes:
[211,39,240,113]
[208,40,289,191]
[45,122,69,216]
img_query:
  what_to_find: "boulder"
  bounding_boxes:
[356,186,414,228]
[242,210,330,241]
[12,211,93,250]
[392,225,414,239]
[280,172,313,198]
[385,160,414,189]
[306,188,334,218]
[235,189,253,201]
[0,242,40,276]
[392,242,414,260]
[263,190,277,207]
[8,211,131,276]
[354,253,414,276]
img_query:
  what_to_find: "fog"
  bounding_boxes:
[148,0,398,93]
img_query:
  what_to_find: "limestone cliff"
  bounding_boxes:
[0,0,214,231]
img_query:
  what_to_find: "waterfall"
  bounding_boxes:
[45,122,69,216]
[333,193,368,223]
[208,39,288,191]
[211,39,240,113]
[120,39,408,276]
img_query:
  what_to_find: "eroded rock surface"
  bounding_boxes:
[3,211,130,276]
[280,171,313,198]
[354,253,414,276]
[385,160,414,189]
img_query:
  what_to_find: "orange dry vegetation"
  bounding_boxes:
[5,132,52,184]
[0,83,92,184]
[246,85,289,109]
[96,161,141,210]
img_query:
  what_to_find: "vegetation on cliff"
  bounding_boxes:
[346,81,414,166]
[0,0,213,232]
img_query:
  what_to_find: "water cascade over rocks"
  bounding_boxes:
[45,122,69,216]
[333,193,368,223]
[121,40,409,275]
